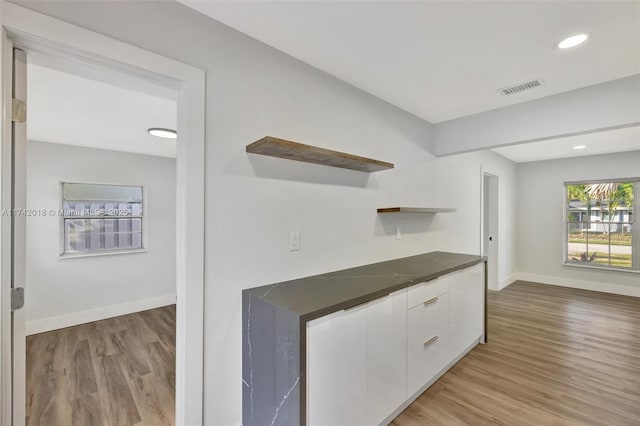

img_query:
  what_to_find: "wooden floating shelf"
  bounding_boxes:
[246,136,394,173]
[377,207,457,213]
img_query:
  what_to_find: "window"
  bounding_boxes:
[565,179,639,271]
[61,183,145,256]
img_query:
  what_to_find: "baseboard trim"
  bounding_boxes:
[26,293,177,335]
[515,272,639,297]
[498,274,517,291]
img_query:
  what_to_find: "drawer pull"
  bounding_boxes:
[423,296,439,306]
[423,336,439,347]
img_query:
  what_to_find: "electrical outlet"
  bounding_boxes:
[289,231,301,251]
[395,227,402,240]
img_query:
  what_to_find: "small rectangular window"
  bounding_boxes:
[565,179,638,271]
[61,182,145,256]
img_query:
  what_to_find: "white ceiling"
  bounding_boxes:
[180,0,640,123]
[27,53,177,158]
[492,125,640,163]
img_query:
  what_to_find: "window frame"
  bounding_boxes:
[59,181,148,258]
[563,177,640,273]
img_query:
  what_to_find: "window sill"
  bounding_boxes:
[563,262,640,274]
[59,248,147,259]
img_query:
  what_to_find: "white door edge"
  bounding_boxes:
[0,29,15,426]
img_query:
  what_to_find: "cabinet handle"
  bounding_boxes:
[423,296,439,306]
[423,336,439,347]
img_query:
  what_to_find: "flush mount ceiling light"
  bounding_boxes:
[557,33,589,49]
[573,145,587,150]
[148,128,177,139]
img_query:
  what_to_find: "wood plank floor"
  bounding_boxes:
[392,281,640,426]
[26,305,176,426]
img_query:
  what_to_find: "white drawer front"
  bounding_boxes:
[407,331,452,397]
[407,292,449,354]
[407,277,449,309]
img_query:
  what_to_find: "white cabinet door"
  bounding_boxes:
[307,304,368,426]
[367,289,407,425]
[463,263,485,339]
[449,263,484,354]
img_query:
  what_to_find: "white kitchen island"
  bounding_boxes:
[243,252,486,426]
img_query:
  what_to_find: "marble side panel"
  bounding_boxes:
[243,291,301,426]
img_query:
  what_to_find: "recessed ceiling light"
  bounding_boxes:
[148,128,177,139]
[573,145,586,150]
[557,34,589,49]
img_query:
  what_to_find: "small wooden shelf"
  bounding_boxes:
[377,207,457,213]
[246,136,394,173]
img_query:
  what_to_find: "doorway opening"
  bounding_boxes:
[23,49,178,425]
[1,4,205,425]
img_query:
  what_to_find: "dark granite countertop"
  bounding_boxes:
[244,251,485,321]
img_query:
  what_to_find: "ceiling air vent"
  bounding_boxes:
[498,79,543,95]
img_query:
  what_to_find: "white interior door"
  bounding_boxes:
[483,173,499,291]
[11,47,27,426]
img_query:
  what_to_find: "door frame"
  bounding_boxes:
[0,3,206,425]
[480,168,499,291]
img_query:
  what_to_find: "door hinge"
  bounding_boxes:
[11,98,26,123]
[11,287,24,311]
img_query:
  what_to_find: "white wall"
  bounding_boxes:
[433,75,640,156]
[25,140,176,334]
[517,151,640,297]
[14,2,517,424]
